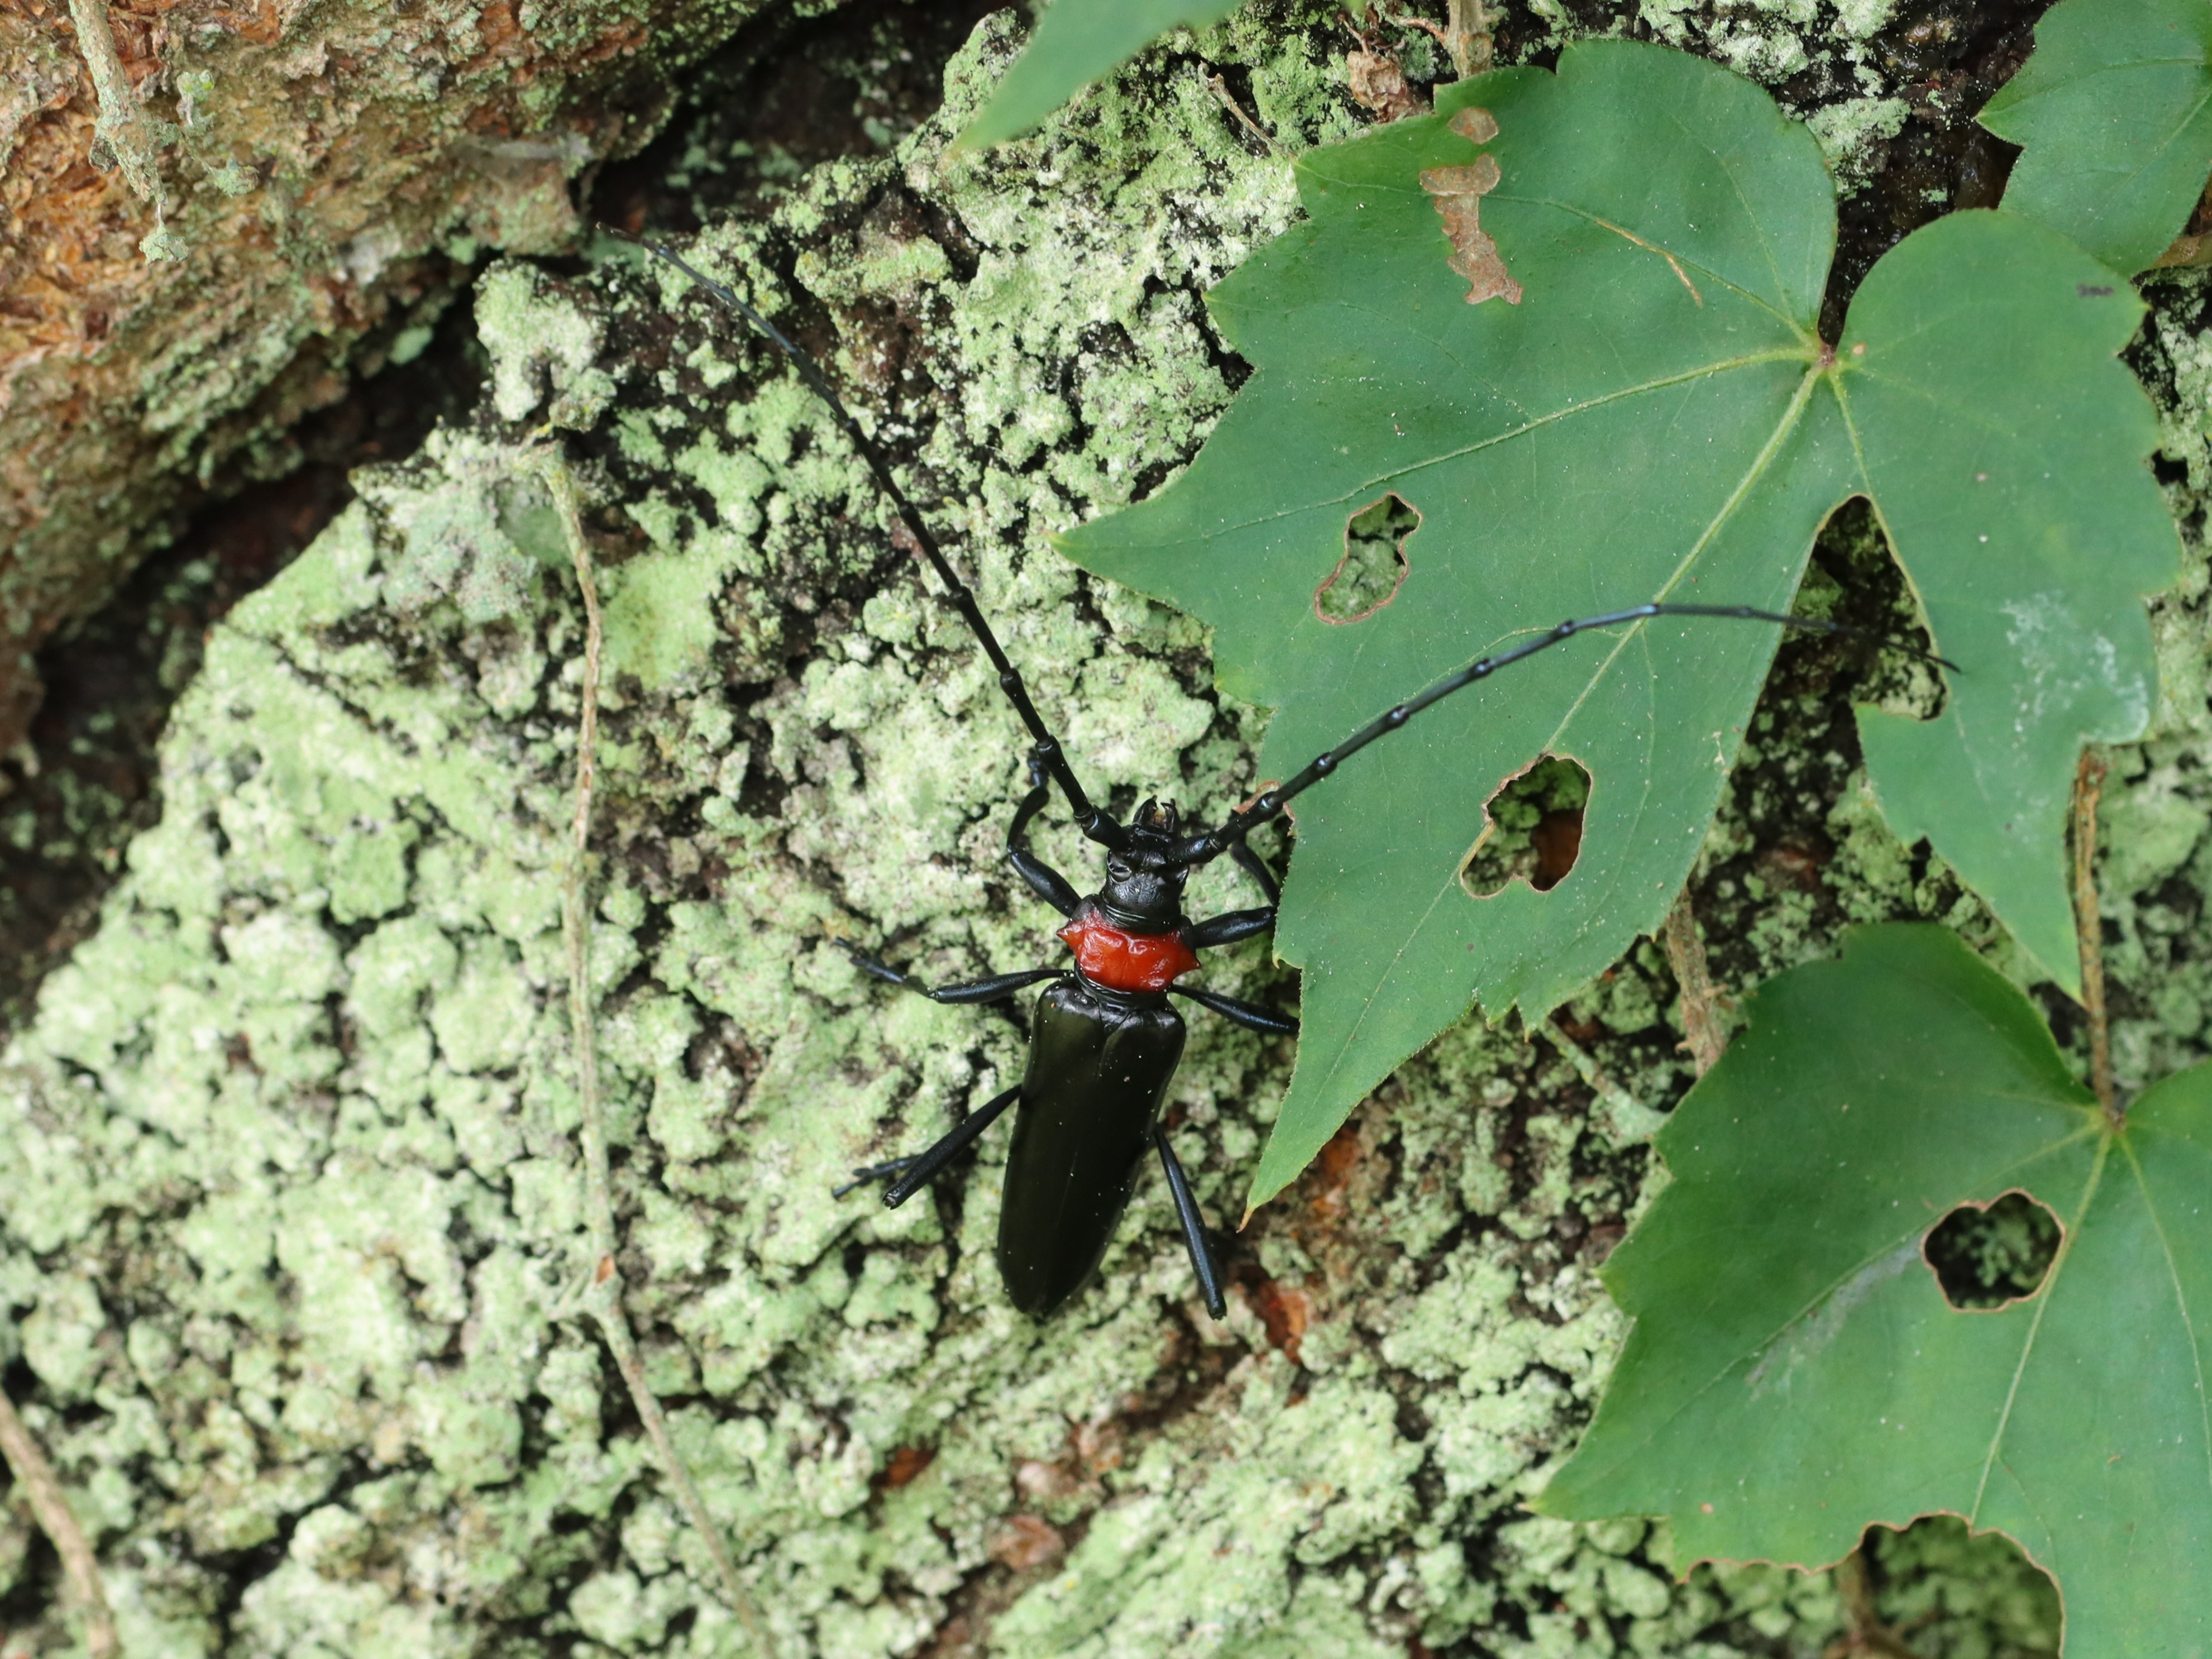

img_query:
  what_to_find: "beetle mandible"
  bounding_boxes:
[616,231,1951,1320]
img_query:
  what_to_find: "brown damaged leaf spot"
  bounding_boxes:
[1421,107,1519,304]
[1450,106,1499,145]
[1422,154,1522,305]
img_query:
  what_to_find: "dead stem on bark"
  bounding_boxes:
[64,0,175,252]
[1824,1547,1929,1659]
[533,447,779,1658]
[0,1381,117,1658]
[1542,1017,1650,1134]
[1393,0,1493,77]
[2071,748,2117,1121]
[1450,0,1493,73]
[1206,74,1282,154]
[1661,890,1727,1075]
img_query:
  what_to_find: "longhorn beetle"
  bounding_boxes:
[615,230,1953,1321]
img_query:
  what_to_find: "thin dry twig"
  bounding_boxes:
[1542,1017,1662,1146]
[1206,74,1282,154]
[1661,889,1728,1075]
[533,447,779,1658]
[0,1381,117,1659]
[65,0,176,248]
[2071,748,2118,1122]
[1824,1547,1929,1659]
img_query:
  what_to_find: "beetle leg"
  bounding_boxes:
[832,1155,921,1199]
[1183,906,1273,949]
[1168,983,1299,1036]
[1228,834,1282,907]
[1152,1121,1227,1318]
[1182,834,1282,946]
[840,944,1067,1005]
[1009,750,1083,915]
[873,1083,1024,1208]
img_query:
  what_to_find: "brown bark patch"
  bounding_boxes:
[987,1514,1066,1572]
[876,1444,935,1490]
[1347,50,1423,122]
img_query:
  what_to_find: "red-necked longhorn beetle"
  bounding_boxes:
[615,230,1955,1321]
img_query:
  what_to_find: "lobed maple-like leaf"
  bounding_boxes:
[1060,40,2177,1209]
[1979,0,2212,274]
[957,0,1246,151]
[1539,924,2212,1655]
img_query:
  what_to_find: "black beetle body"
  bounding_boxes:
[998,981,1186,1316]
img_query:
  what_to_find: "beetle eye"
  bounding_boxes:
[1108,862,1130,880]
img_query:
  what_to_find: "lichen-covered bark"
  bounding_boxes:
[0,0,809,752]
[1,2,2203,1654]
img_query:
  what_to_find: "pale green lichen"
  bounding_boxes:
[5,3,2194,1655]
[476,263,618,431]
[1806,94,1912,192]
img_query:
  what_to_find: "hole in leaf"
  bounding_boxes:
[1924,1191,2061,1310]
[1800,496,1948,723]
[1314,494,1415,624]
[1856,1515,2061,1653]
[1463,756,1590,897]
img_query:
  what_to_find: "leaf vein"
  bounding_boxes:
[1972,1134,2111,1522]
[2119,1131,2212,1497]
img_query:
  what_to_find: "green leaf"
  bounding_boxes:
[1059,39,2176,1209]
[957,0,1246,151]
[1979,0,2212,274]
[1539,924,2212,1655]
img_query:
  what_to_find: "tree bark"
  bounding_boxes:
[0,0,796,753]
[0,2,2162,1655]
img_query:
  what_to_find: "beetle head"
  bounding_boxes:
[1100,799,1191,928]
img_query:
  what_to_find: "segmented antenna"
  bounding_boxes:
[1168,602,1958,866]
[606,227,1125,849]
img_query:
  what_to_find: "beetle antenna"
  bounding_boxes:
[1169,602,1958,866]
[604,226,1125,849]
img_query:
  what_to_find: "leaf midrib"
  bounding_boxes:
[1970,1129,2113,1522]
[2116,1129,2212,1513]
